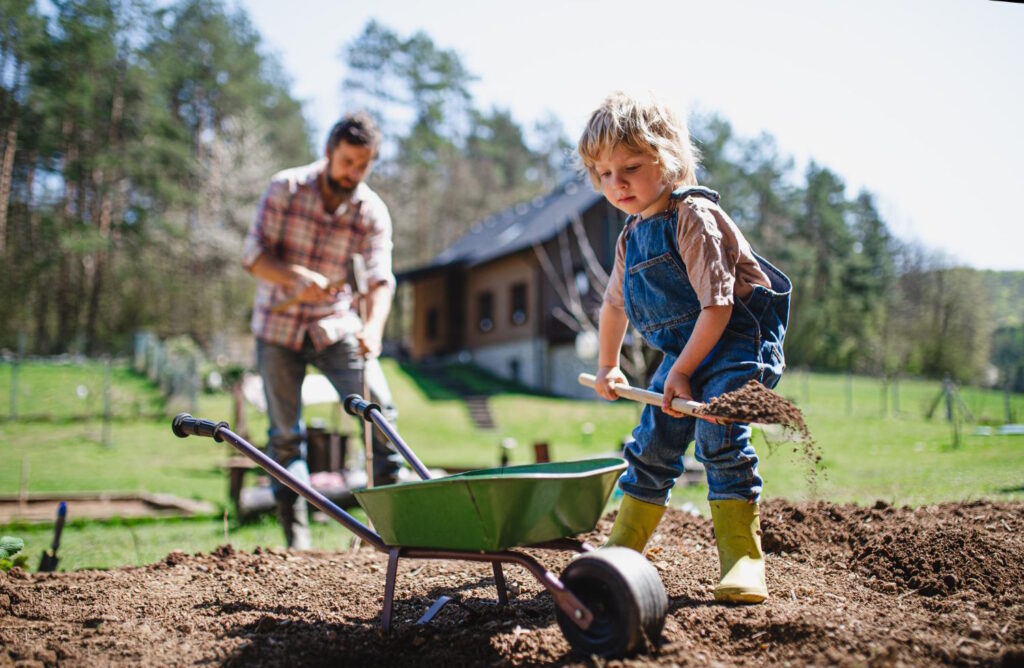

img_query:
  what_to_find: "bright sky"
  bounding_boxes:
[239,0,1024,271]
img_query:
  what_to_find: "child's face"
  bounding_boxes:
[593,145,672,219]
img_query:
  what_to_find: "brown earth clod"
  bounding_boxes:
[698,379,824,488]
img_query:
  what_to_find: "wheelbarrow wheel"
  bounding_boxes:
[555,546,667,657]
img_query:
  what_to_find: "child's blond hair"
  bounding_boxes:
[578,91,701,188]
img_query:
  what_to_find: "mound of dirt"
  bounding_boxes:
[3,500,1023,666]
[849,502,1023,600]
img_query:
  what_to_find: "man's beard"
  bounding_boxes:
[324,173,356,201]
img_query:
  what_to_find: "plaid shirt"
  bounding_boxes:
[242,159,396,351]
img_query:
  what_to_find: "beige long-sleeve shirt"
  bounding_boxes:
[603,194,770,311]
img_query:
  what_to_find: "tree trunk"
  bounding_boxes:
[0,59,22,254]
[55,118,78,352]
[0,120,17,254]
[84,69,124,353]
[19,152,48,352]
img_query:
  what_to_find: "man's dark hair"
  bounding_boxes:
[326,112,381,156]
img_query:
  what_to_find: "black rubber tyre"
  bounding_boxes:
[555,547,668,657]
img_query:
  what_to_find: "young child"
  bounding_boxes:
[579,92,791,603]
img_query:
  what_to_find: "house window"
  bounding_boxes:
[477,291,494,333]
[426,308,439,341]
[510,283,527,326]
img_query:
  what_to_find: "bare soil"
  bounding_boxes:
[3,500,1023,667]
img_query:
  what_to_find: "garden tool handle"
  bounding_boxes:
[172,413,228,442]
[52,502,67,552]
[577,373,708,418]
[352,254,374,491]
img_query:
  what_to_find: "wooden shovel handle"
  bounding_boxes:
[578,373,725,422]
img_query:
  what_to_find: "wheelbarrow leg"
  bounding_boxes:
[493,563,509,606]
[382,548,401,633]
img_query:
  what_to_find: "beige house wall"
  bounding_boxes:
[463,252,538,350]
[411,275,450,360]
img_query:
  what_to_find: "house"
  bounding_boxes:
[397,178,627,399]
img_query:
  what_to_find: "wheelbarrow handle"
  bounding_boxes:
[344,394,433,481]
[172,414,228,441]
[171,414,384,548]
[344,395,380,421]
[578,373,722,422]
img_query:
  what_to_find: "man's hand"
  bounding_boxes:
[290,266,333,304]
[594,365,628,401]
[661,368,693,418]
[356,322,383,358]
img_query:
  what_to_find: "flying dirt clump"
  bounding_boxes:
[697,379,823,487]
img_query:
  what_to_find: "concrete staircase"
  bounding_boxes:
[413,363,498,431]
[464,395,497,430]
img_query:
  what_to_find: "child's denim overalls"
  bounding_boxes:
[618,187,792,504]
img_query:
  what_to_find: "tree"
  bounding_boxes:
[0,0,311,353]
[142,0,312,346]
[889,244,992,382]
[0,0,46,346]
[341,20,566,269]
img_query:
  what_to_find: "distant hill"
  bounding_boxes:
[981,270,1024,329]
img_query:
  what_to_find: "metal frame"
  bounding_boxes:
[172,405,596,632]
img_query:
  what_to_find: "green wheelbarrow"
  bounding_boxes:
[172,395,668,658]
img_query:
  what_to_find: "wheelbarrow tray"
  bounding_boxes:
[354,458,626,551]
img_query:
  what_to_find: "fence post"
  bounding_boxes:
[9,352,18,420]
[102,356,112,447]
[943,375,953,422]
[133,332,148,374]
[845,370,853,416]
[188,355,198,415]
[10,330,26,420]
[1005,377,1013,424]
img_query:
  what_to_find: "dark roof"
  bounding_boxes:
[402,178,604,279]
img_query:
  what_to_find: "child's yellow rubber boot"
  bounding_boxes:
[604,494,666,552]
[710,499,768,603]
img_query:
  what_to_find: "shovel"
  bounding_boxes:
[578,373,738,424]
[38,501,66,572]
[352,254,374,492]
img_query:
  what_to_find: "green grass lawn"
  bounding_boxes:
[2,358,1023,570]
[0,358,164,420]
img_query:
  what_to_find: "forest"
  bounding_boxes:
[1,0,1021,389]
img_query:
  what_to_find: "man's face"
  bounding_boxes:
[324,141,375,199]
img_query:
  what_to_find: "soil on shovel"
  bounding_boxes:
[3,500,1023,667]
[697,380,807,434]
[698,379,823,488]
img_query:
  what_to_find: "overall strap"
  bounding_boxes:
[671,186,720,205]
[623,186,721,239]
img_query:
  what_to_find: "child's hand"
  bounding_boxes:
[594,366,628,401]
[662,369,693,417]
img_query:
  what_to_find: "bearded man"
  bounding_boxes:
[242,112,401,549]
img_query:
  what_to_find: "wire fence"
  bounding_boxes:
[2,332,203,426]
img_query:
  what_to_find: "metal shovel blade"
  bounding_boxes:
[38,501,66,573]
[39,550,58,572]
